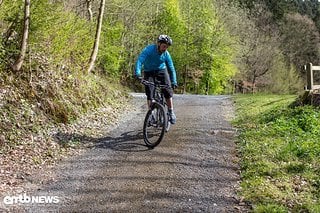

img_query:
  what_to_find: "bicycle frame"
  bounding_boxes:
[151,81,171,132]
[152,82,166,106]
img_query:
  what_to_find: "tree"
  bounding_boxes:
[280,13,320,75]
[87,0,105,73]
[230,2,283,89]
[177,0,237,94]
[156,0,186,90]
[11,0,30,72]
[115,0,175,81]
[241,32,280,85]
[86,0,93,21]
[267,53,303,94]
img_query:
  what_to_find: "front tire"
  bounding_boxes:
[143,102,167,148]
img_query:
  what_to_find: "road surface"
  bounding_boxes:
[2,94,249,212]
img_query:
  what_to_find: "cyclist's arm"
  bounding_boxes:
[135,47,150,77]
[165,52,177,85]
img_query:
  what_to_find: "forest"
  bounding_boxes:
[1,0,320,95]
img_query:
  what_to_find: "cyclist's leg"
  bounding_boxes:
[156,70,173,99]
[144,71,155,109]
[158,70,173,107]
[157,70,176,124]
[166,98,176,124]
[166,97,173,109]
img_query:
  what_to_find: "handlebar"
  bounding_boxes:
[139,78,172,89]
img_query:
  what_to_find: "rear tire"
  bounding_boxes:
[143,102,167,148]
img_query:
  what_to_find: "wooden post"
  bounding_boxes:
[306,63,313,90]
[302,63,320,106]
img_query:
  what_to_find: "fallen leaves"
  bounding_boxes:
[0,98,130,197]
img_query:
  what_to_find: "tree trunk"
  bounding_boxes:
[183,65,187,94]
[87,0,105,74]
[86,0,93,21]
[11,0,30,72]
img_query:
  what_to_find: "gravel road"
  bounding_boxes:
[2,94,249,212]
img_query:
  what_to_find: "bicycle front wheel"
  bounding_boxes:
[143,102,167,148]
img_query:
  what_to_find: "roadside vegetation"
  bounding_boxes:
[233,94,320,212]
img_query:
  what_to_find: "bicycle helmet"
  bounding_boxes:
[157,34,172,46]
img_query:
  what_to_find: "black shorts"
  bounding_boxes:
[144,69,173,100]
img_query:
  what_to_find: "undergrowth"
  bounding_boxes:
[0,65,129,152]
[0,63,130,195]
[233,94,320,212]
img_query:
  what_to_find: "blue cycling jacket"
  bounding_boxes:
[135,44,177,85]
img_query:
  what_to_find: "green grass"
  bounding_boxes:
[233,94,320,212]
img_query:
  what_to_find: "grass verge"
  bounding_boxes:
[233,94,320,212]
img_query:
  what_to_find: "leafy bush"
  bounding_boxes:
[29,0,93,70]
[98,20,125,78]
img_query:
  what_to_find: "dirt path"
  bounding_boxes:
[1,94,249,212]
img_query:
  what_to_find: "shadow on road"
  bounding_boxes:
[54,130,150,152]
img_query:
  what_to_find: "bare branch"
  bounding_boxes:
[11,0,30,72]
[86,0,93,21]
[87,0,105,73]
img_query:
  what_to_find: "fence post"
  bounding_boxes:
[306,63,313,90]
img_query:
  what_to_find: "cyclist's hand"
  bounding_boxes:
[171,84,178,90]
[134,75,143,81]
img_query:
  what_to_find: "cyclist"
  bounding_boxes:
[134,34,178,124]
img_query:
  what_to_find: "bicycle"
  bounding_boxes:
[140,78,172,148]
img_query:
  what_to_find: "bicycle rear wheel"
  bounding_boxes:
[143,102,167,148]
